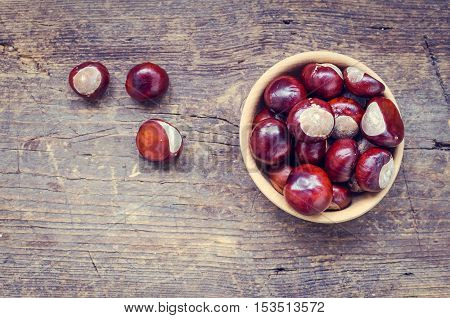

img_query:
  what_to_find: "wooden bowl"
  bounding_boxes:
[239,51,404,223]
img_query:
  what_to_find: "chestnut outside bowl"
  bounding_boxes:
[239,51,404,224]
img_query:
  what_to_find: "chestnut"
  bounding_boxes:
[250,118,290,166]
[267,164,292,193]
[136,119,183,162]
[329,97,364,139]
[360,97,404,147]
[355,147,394,192]
[343,66,385,97]
[296,140,326,165]
[253,107,284,127]
[300,63,344,99]
[286,98,334,143]
[324,138,359,183]
[284,164,332,215]
[264,75,307,114]
[68,61,110,100]
[356,136,376,154]
[126,62,169,102]
[328,184,352,210]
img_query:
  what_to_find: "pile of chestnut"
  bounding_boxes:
[250,63,404,215]
[68,61,183,162]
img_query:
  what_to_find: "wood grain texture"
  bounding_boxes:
[0,0,449,297]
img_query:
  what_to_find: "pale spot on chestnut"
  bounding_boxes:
[319,63,344,79]
[72,66,102,95]
[328,202,340,210]
[158,120,183,154]
[379,157,394,189]
[332,115,358,139]
[299,105,334,138]
[136,119,183,162]
[346,66,364,83]
[361,102,386,136]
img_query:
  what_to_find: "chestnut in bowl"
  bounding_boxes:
[264,75,307,114]
[250,118,290,166]
[328,184,352,210]
[267,164,292,194]
[296,140,326,165]
[324,138,359,183]
[240,51,404,223]
[343,66,385,97]
[300,62,344,99]
[361,96,404,148]
[329,97,364,139]
[355,147,394,192]
[253,107,284,127]
[284,164,333,215]
[286,98,334,143]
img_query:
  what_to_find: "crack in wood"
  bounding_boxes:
[423,35,449,105]
[189,114,239,128]
[88,251,101,277]
[369,26,393,31]
[401,169,423,254]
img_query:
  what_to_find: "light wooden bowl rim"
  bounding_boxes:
[239,51,404,224]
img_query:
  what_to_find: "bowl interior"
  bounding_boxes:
[239,51,404,224]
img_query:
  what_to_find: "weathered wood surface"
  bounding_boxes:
[0,0,449,297]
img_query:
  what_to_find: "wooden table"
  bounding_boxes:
[1,0,448,297]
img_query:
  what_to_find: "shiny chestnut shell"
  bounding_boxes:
[343,66,385,97]
[267,165,292,193]
[328,184,352,210]
[300,63,344,99]
[361,97,404,147]
[253,108,284,127]
[68,61,110,100]
[284,164,333,215]
[324,138,359,183]
[264,75,307,114]
[286,98,335,143]
[329,97,364,139]
[296,140,326,165]
[355,147,394,192]
[250,118,290,166]
[126,62,169,102]
[136,119,183,162]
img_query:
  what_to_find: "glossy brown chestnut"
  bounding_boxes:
[355,147,394,192]
[250,118,290,166]
[284,164,332,215]
[324,138,359,183]
[68,61,110,100]
[343,66,385,97]
[267,164,292,193]
[296,140,326,165]
[329,97,364,139]
[253,107,284,127]
[126,62,169,102]
[286,98,334,143]
[328,184,352,210]
[361,97,404,147]
[264,75,307,114]
[136,119,183,162]
[300,63,344,99]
